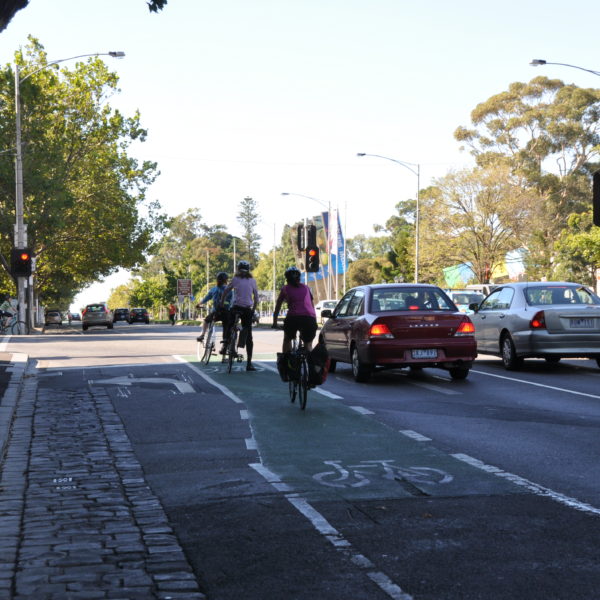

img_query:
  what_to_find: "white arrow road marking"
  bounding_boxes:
[88,375,194,394]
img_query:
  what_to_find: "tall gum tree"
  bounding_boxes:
[455,76,600,279]
[0,38,163,305]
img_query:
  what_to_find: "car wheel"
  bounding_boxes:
[107,323,114,329]
[449,367,469,380]
[328,359,337,373]
[351,346,371,383]
[501,334,522,370]
[596,358,600,369]
[82,324,88,331]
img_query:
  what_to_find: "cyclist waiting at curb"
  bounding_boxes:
[0,293,15,327]
[272,266,318,352]
[196,272,232,345]
[220,260,259,372]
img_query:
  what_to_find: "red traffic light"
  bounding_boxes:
[19,252,30,261]
[305,246,320,272]
[308,249,317,257]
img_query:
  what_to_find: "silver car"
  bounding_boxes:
[82,303,114,331]
[469,281,600,370]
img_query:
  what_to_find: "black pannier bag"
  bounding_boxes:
[307,342,330,386]
[276,352,300,382]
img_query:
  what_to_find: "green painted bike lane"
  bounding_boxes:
[184,356,523,503]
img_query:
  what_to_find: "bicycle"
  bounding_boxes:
[0,311,29,335]
[287,334,310,410]
[225,310,245,373]
[197,319,216,365]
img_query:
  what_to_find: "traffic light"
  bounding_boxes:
[593,172,600,227]
[306,246,320,273]
[306,224,317,247]
[11,247,32,277]
[296,225,305,251]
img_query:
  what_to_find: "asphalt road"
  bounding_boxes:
[5,322,600,599]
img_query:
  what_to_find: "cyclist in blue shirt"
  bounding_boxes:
[196,272,232,344]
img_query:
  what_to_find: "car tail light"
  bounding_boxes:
[454,318,475,336]
[82,309,87,316]
[369,323,394,339]
[530,310,546,329]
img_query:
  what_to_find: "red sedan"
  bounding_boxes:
[320,284,477,382]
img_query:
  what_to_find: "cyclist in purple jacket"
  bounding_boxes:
[272,266,318,352]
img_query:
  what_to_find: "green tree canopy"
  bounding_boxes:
[0,38,164,306]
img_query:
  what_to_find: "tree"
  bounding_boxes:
[455,76,600,279]
[237,196,261,265]
[0,1,168,34]
[254,224,296,293]
[423,166,537,283]
[0,39,163,307]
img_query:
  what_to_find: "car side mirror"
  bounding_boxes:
[321,309,333,318]
[468,303,480,312]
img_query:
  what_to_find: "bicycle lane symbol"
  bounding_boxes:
[313,459,453,489]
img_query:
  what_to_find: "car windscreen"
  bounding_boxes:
[452,293,483,305]
[524,285,600,306]
[371,287,456,311]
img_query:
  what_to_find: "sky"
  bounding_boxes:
[2,0,600,309]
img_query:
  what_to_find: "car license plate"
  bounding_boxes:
[411,349,438,359]
[570,318,595,328]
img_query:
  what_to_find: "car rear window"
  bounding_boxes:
[86,305,105,312]
[524,286,600,306]
[371,287,455,311]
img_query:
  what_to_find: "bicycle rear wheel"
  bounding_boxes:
[227,328,239,373]
[289,379,297,403]
[202,324,215,364]
[298,358,309,410]
[11,320,28,335]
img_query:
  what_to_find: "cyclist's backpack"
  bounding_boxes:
[308,342,330,386]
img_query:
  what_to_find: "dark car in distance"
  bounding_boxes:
[320,284,477,382]
[113,308,130,323]
[129,308,150,324]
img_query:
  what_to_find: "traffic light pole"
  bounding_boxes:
[14,64,27,327]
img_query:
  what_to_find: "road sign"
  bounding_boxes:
[177,278,192,296]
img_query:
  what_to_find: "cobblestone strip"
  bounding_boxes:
[2,369,205,600]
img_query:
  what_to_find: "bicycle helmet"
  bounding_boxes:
[237,260,251,272]
[216,272,228,284]
[284,266,301,284]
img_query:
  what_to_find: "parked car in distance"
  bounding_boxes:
[320,284,477,382]
[315,299,338,323]
[70,312,81,321]
[468,281,600,370]
[129,308,150,324]
[113,308,130,323]
[82,303,114,331]
[444,290,485,315]
[44,310,62,327]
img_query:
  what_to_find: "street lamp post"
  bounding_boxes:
[14,51,125,327]
[281,192,333,299]
[530,59,600,77]
[357,153,421,283]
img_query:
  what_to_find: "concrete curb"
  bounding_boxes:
[0,353,27,463]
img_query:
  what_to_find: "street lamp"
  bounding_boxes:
[14,51,125,327]
[530,59,600,77]
[357,152,421,283]
[281,192,333,298]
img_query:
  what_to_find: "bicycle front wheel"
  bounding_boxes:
[202,324,215,365]
[298,358,309,410]
[11,320,28,335]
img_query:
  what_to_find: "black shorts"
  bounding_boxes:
[205,308,228,324]
[284,315,318,344]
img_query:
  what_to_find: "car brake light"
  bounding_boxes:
[530,310,546,329]
[369,323,394,338]
[455,318,475,336]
